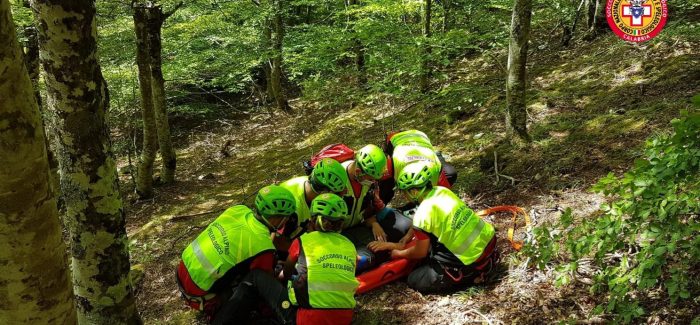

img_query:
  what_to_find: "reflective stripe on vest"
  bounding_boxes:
[412,187,495,265]
[290,232,358,309]
[287,280,298,305]
[190,239,218,278]
[342,160,370,229]
[181,205,274,291]
[280,176,312,225]
[390,130,432,148]
[390,130,442,185]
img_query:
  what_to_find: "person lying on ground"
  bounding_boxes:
[368,162,499,294]
[176,185,296,322]
[213,193,359,325]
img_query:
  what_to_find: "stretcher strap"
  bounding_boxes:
[476,205,531,251]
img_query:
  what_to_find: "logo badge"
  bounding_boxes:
[607,0,668,42]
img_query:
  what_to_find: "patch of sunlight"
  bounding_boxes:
[611,61,642,87]
[576,96,593,108]
[130,214,174,239]
[534,137,554,148]
[621,117,648,132]
[548,130,570,140]
[584,115,608,131]
[237,137,286,159]
[535,66,594,89]
[194,198,219,211]
[528,101,550,123]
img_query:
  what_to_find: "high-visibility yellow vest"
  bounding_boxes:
[412,187,495,265]
[280,176,312,225]
[341,160,370,229]
[390,130,442,185]
[288,231,358,309]
[181,206,274,291]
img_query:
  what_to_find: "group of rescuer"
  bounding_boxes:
[175,130,499,324]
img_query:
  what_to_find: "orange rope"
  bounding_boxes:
[476,205,531,251]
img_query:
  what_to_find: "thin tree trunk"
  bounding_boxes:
[133,6,158,198]
[590,0,606,33]
[0,1,76,322]
[443,0,451,32]
[506,0,532,142]
[31,0,141,323]
[562,0,585,46]
[585,0,595,29]
[263,17,274,102]
[347,0,366,86]
[420,0,432,93]
[146,6,176,184]
[270,0,291,112]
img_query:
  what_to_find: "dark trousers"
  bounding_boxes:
[407,243,499,294]
[436,152,458,186]
[341,209,412,273]
[212,270,296,325]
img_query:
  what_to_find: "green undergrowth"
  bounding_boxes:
[523,107,700,323]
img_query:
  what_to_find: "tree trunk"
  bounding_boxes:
[591,0,608,33]
[420,0,432,93]
[270,0,291,112]
[0,1,76,322]
[22,24,62,204]
[442,0,451,32]
[262,17,275,103]
[31,0,141,323]
[562,0,585,46]
[506,0,532,142]
[133,6,158,198]
[585,0,595,29]
[589,0,606,34]
[347,0,366,86]
[146,6,176,184]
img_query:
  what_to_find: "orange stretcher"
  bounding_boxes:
[356,239,418,295]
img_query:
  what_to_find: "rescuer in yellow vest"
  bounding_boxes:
[277,158,350,244]
[211,193,359,325]
[369,162,499,293]
[176,185,296,322]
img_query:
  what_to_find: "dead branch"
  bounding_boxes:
[169,209,223,222]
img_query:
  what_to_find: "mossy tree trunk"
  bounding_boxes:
[0,0,76,322]
[21,23,62,204]
[419,0,432,93]
[505,0,532,142]
[145,4,179,185]
[133,5,158,198]
[270,0,291,112]
[31,0,141,323]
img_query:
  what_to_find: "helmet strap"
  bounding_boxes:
[407,186,428,203]
[256,212,288,233]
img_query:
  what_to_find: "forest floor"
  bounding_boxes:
[119,19,700,324]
